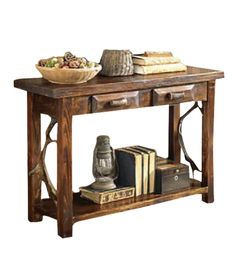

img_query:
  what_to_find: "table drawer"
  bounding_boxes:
[91,91,139,113]
[153,82,207,105]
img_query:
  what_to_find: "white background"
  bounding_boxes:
[0,0,234,276]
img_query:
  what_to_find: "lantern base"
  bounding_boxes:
[91,179,116,191]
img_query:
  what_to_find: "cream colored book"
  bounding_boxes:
[126,147,149,195]
[131,146,156,194]
[134,63,187,75]
[133,56,181,66]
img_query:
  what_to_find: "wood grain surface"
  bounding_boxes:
[202,81,215,203]
[14,66,224,98]
[168,104,181,163]
[56,98,73,237]
[35,179,207,223]
[27,93,42,222]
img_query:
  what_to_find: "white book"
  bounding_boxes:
[134,63,187,75]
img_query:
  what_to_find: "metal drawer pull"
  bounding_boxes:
[109,98,128,107]
[167,92,185,100]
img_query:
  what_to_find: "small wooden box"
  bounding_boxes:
[155,158,190,194]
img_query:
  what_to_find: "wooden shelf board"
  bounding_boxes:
[35,179,207,224]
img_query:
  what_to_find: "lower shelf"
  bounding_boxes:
[36,179,207,224]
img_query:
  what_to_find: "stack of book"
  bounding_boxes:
[115,146,156,196]
[133,51,187,75]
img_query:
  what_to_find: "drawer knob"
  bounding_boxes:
[109,98,128,107]
[167,92,185,100]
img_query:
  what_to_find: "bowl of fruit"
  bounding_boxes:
[36,52,102,84]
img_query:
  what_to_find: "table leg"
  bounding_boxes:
[27,92,42,222]
[57,98,73,238]
[202,81,215,203]
[168,104,181,162]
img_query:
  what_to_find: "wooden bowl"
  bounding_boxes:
[36,64,102,84]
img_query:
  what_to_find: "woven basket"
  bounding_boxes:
[36,64,102,84]
[99,50,134,76]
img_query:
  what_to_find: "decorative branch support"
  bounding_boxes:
[178,101,203,177]
[29,117,58,203]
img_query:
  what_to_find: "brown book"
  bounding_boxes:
[144,51,173,57]
[80,186,135,204]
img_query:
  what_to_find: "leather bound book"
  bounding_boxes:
[115,148,142,196]
[131,146,156,194]
[125,147,149,195]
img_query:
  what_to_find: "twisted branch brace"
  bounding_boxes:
[29,117,57,203]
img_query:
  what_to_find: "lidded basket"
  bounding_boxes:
[99,50,134,76]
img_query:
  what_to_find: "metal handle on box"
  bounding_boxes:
[109,98,128,107]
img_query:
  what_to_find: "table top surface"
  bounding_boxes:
[14,66,224,99]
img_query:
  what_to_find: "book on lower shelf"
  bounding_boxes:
[125,147,149,195]
[115,148,142,196]
[80,186,135,204]
[115,145,157,196]
[130,146,156,194]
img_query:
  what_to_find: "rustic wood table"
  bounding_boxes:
[14,66,224,238]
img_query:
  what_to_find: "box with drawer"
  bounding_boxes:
[153,82,207,106]
[91,91,140,113]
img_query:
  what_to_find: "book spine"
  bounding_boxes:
[132,145,156,194]
[135,154,142,196]
[134,63,187,75]
[100,188,135,204]
[80,187,135,204]
[144,51,173,57]
[142,154,148,194]
[115,149,142,196]
[149,152,155,193]
[133,56,181,66]
[128,146,149,195]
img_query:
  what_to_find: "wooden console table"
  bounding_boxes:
[14,66,224,238]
